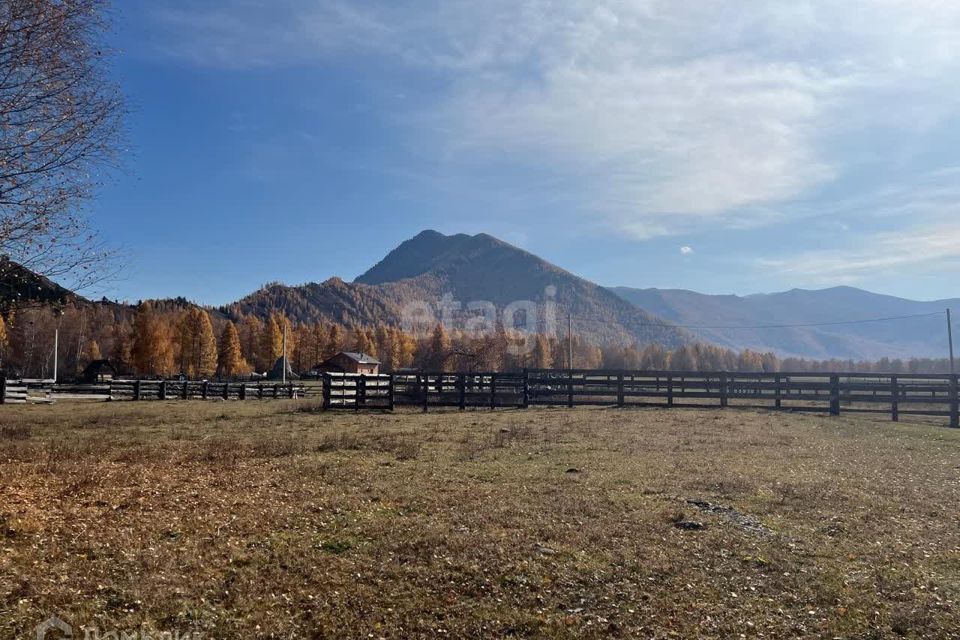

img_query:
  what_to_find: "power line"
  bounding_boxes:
[636,311,945,331]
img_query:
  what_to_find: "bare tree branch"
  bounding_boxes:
[0,0,124,299]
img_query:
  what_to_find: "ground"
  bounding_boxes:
[1,401,959,639]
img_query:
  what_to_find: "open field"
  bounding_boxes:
[1,402,959,638]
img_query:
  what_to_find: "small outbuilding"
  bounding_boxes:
[266,356,300,381]
[316,352,381,376]
[80,359,118,384]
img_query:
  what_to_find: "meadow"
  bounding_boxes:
[1,401,958,638]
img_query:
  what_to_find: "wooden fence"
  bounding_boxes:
[4,369,959,428]
[0,376,306,404]
[322,369,960,428]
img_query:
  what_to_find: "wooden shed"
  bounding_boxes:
[316,352,381,376]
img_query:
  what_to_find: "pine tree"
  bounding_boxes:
[217,321,248,379]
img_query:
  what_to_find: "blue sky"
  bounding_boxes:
[96,0,960,305]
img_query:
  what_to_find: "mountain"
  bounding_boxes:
[228,231,687,348]
[0,258,81,310]
[611,286,958,360]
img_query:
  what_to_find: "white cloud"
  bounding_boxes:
[760,224,960,284]
[680,246,694,256]
[151,1,960,239]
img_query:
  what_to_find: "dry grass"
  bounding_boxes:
[1,401,959,638]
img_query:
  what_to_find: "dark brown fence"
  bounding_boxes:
[323,369,960,428]
[4,370,959,428]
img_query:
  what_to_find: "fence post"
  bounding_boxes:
[358,374,366,411]
[719,372,728,409]
[388,374,395,412]
[490,373,497,410]
[322,375,331,410]
[890,375,898,422]
[201,381,208,400]
[182,380,189,400]
[0,373,6,405]
[159,380,167,400]
[134,380,142,401]
[289,383,295,399]
[239,383,247,401]
[774,374,782,409]
[522,369,529,409]
[273,384,279,399]
[567,372,574,409]
[422,375,429,413]
[950,374,959,428]
[617,372,625,407]
[223,382,230,400]
[459,374,466,411]
[667,375,674,408]
[257,383,263,400]
[829,375,840,416]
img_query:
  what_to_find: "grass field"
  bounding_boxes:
[1,402,959,639]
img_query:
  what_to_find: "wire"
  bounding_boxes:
[637,311,945,331]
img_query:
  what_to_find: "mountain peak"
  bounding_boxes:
[355,230,517,285]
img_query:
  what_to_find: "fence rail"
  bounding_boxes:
[322,370,960,427]
[3,370,959,427]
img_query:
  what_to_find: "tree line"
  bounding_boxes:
[0,302,956,380]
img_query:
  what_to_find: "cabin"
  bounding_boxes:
[316,352,381,376]
[80,359,118,384]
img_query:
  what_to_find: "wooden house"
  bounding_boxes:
[316,352,381,376]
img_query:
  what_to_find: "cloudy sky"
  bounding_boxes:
[100,0,960,304]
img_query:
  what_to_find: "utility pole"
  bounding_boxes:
[948,308,955,375]
[567,312,573,372]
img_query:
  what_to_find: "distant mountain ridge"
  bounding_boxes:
[229,230,687,348]
[611,286,958,360]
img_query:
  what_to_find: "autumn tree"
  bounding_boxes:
[0,0,125,291]
[325,324,344,359]
[178,308,217,378]
[131,303,174,376]
[426,324,451,371]
[217,321,248,379]
[258,314,283,371]
[0,314,7,366]
[533,334,552,369]
[88,340,101,362]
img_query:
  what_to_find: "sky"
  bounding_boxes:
[95,0,960,305]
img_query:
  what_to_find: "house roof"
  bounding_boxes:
[337,351,382,365]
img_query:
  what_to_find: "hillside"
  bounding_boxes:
[228,231,687,348]
[0,258,81,310]
[611,286,957,360]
